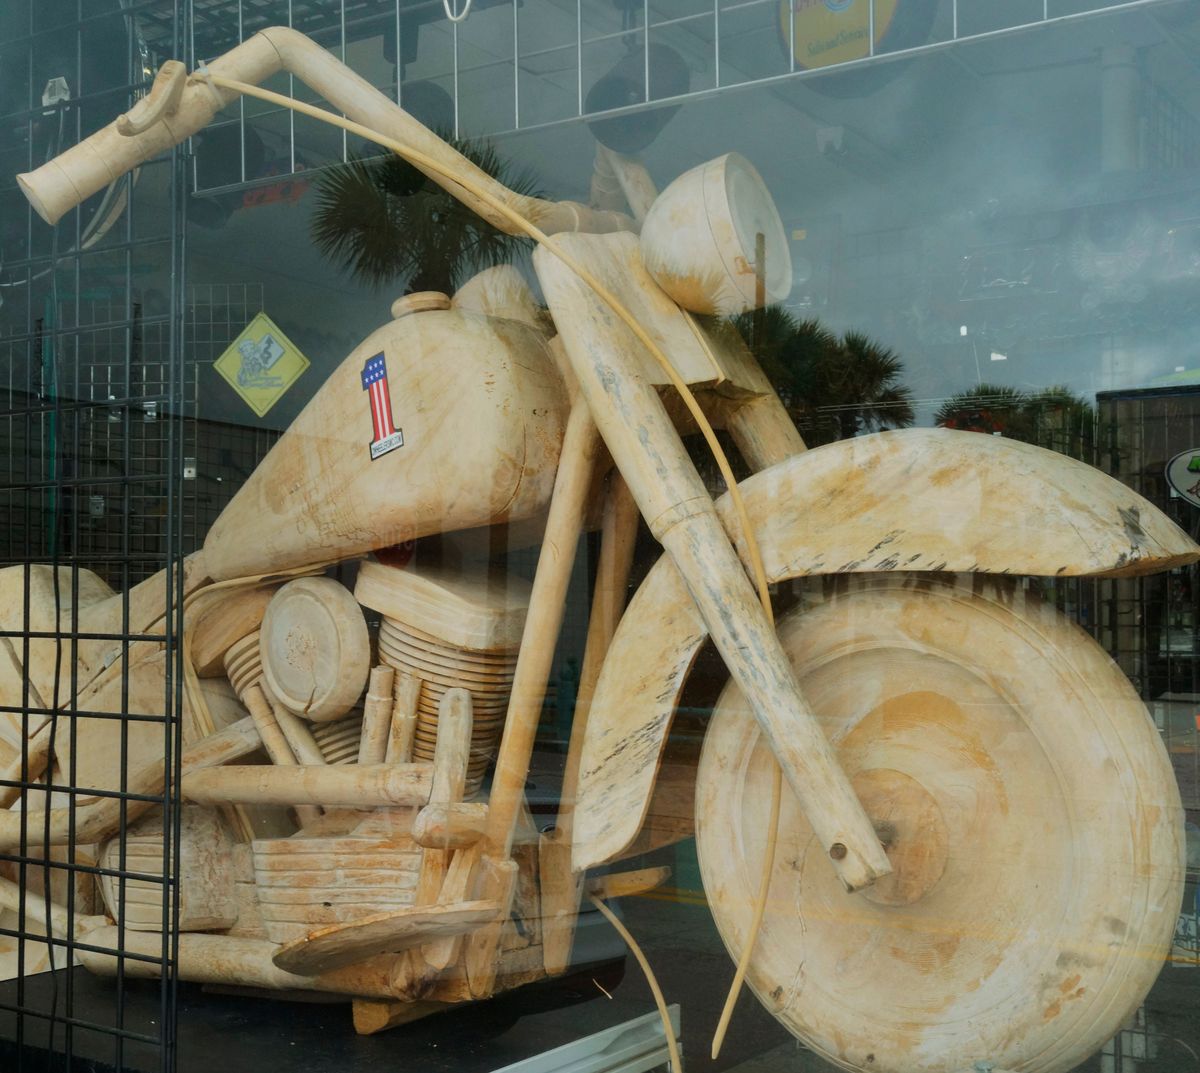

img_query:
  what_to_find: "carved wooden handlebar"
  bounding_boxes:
[17,26,634,237]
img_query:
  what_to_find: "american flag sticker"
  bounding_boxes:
[361,353,405,460]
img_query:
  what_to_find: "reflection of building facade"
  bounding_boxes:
[1098,385,1200,696]
[1096,386,1200,869]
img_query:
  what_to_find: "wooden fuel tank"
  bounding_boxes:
[203,297,568,582]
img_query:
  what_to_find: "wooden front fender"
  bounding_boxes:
[571,427,1200,872]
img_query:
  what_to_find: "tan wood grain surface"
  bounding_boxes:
[202,310,567,581]
[538,233,890,892]
[260,578,370,722]
[639,153,791,316]
[272,900,503,976]
[573,427,1200,873]
[696,577,1184,1073]
[182,762,432,808]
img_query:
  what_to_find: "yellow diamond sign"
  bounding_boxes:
[215,312,310,417]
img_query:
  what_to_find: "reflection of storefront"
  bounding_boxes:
[1097,384,1200,699]
[1096,386,1198,1004]
[1096,386,1200,891]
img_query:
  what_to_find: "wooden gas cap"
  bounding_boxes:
[391,291,451,319]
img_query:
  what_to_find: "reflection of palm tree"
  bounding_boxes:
[311,139,542,295]
[935,384,1094,460]
[820,331,916,441]
[935,384,1030,437]
[1027,387,1096,461]
[729,306,914,446]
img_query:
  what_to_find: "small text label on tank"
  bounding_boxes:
[361,353,405,460]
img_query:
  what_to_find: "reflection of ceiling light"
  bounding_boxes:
[41,78,71,112]
[991,351,1007,362]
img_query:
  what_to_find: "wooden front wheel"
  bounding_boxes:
[695,577,1184,1073]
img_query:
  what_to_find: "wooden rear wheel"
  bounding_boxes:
[696,576,1184,1073]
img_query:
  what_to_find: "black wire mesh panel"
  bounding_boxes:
[0,1,187,1070]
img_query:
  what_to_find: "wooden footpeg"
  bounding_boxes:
[271,899,503,975]
[586,866,670,901]
[412,802,488,849]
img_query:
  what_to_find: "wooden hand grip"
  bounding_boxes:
[116,61,187,136]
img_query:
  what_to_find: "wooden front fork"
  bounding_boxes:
[542,284,891,892]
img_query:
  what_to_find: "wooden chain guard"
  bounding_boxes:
[695,575,1184,1073]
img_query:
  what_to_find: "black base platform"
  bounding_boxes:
[1,894,1197,1073]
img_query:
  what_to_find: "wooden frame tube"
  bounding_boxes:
[558,473,640,833]
[0,717,260,852]
[0,723,54,809]
[244,684,297,766]
[724,392,806,472]
[541,473,640,974]
[247,683,324,828]
[459,402,600,995]
[483,402,601,859]
[0,875,106,936]
[77,929,402,999]
[359,666,396,766]
[182,762,432,808]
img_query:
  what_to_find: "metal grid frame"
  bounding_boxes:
[184,281,283,544]
[0,1,188,1070]
[1143,76,1200,174]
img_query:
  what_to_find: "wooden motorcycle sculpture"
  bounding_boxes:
[4,27,1198,1072]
